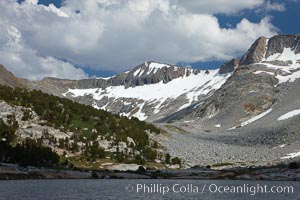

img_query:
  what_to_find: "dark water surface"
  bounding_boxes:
[0,179,299,200]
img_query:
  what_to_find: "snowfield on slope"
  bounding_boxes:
[65,69,231,120]
[258,47,300,85]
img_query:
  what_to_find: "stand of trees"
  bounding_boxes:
[0,139,59,167]
[0,85,162,163]
[0,118,59,167]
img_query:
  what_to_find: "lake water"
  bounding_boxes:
[0,179,299,200]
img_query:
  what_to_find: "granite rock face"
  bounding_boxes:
[239,36,267,66]
[265,34,300,57]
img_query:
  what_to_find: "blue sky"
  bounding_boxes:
[3,0,300,79]
[18,0,63,7]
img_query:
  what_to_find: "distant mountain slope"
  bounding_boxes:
[0,64,28,88]
[34,61,233,121]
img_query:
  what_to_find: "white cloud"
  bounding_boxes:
[0,23,88,80]
[0,0,279,79]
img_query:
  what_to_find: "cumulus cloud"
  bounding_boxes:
[0,22,88,80]
[0,0,280,79]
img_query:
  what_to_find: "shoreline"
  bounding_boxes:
[1,162,299,181]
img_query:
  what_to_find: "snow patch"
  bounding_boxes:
[273,144,286,149]
[214,124,221,128]
[229,108,272,130]
[241,108,272,127]
[254,71,275,76]
[266,48,300,62]
[147,62,170,75]
[276,70,300,85]
[133,68,141,76]
[92,103,101,110]
[184,120,195,123]
[131,102,147,120]
[278,109,300,121]
[149,62,170,69]
[281,151,300,159]
[258,47,300,85]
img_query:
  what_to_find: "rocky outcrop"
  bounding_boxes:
[76,61,201,89]
[119,62,201,88]
[265,34,300,57]
[219,58,239,74]
[239,35,300,66]
[0,100,68,140]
